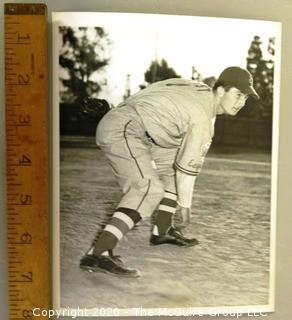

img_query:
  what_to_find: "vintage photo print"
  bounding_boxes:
[52,12,281,317]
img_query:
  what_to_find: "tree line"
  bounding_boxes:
[59,27,275,120]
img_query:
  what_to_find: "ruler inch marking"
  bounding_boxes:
[5,3,50,319]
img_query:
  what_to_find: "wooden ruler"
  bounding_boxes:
[4,3,50,319]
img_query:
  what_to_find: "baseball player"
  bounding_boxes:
[80,66,259,278]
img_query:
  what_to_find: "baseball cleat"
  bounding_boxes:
[150,226,199,247]
[80,254,140,278]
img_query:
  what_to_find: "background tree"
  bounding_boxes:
[240,35,275,119]
[59,26,111,103]
[144,59,180,84]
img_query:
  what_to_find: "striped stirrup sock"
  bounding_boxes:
[92,207,141,256]
[152,191,177,236]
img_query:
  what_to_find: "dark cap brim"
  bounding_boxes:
[244,86,259,100]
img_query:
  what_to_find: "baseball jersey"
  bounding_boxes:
[123,78,216,176]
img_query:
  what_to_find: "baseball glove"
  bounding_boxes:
[78,97,111,122]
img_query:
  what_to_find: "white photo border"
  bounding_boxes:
[52,11,282,316]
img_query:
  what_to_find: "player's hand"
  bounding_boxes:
[174,205,191,229]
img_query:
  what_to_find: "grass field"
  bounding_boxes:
[59,146,273,311]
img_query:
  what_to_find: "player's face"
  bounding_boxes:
[219,88,248,116]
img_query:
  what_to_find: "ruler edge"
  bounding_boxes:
[51,16,61,311]
[4,2,51,316]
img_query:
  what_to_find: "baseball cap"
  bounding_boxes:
[216,66,259,99]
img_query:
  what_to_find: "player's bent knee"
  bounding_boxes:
[117,178,165,218]
[148,180,165,203]
[141,180,165,214]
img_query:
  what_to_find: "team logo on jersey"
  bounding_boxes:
[201,141,212,157]
[187,141,212,170]
[187,159,202,170]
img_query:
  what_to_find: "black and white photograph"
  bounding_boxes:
[52,12,281,316]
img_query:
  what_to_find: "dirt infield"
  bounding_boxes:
[59,147,272,310]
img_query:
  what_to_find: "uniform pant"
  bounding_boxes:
[96,104,178,217]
